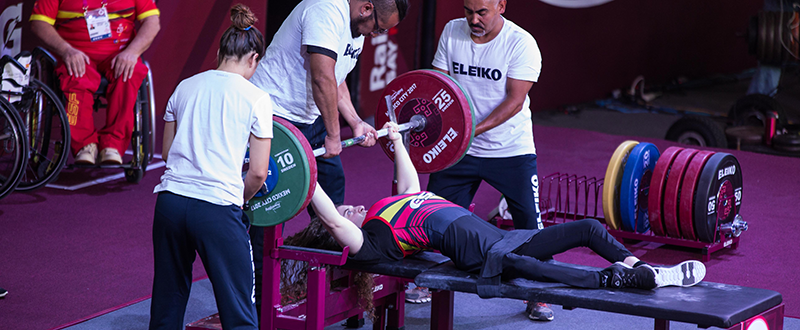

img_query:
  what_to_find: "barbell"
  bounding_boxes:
[244,70,476,226]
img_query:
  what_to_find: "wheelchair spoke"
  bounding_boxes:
[0,99,27,199]
[14,79,69,191]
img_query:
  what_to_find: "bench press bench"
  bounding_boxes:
[188,228,783,330]
[353,251,783,330]
[376,252,784,330]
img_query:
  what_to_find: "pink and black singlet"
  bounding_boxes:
[350,191,506,272]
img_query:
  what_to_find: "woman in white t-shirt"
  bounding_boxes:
[149,5,272,330]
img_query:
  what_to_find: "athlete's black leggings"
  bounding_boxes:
[502,219,633,288]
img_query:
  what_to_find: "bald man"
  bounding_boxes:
[425,0,550,320]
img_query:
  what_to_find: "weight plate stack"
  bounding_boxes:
[620,142,660,233]
[647,146,684,236]
[602,140,639,230]
[246,117,318,226]
[694,152,743,243]
[772,132,800,153]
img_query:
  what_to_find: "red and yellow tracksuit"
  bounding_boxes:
[30,0,159,155]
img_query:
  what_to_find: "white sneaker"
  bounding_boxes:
[99,148,122,165]
[651,260,706,288]
[75,143,98,165]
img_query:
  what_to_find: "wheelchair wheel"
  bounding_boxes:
[15,79,70,191]
[124,76,151,184]
[0,99,28,199]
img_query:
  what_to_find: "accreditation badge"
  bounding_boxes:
[85,6,112,42]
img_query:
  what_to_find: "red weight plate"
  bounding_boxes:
[662,148,698,238]
[276,116,319,220]
[647,146,684,236]
[375,70,475,173]
[678,150,715,241]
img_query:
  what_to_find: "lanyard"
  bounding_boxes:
[83,0,107,14]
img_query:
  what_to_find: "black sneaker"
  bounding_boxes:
[0,287,7,298]
[648,260,706,288]
[526,301,555,321]
[600,262,656,289]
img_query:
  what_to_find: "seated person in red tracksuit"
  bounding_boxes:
[30,0,160,165]
[305,122,706,302]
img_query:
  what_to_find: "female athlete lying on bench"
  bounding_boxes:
[297,122,705,302]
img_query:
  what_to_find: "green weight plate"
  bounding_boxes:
[246,117,317,226]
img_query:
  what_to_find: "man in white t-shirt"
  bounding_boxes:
[248,0,409,319]
[425,0,552,321]
[250,0,408,208]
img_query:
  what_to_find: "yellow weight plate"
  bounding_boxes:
[602,140,639,230]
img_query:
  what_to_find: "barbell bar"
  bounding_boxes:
[311,115,427,157]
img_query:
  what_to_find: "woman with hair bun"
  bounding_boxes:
[149,4,269,329]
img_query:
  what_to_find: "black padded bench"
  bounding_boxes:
[345,252,784,330]
[412,260,784,330]
[343,251,453,279]
[247,246,783,330]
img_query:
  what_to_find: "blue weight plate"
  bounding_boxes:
[254,157,279,198]
[620,142,660,233]
[693,153,743,243]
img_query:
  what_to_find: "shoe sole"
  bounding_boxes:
[405,298,431,304]
[527,313,555,321]
[653,260,706,288]
[405,288,431,304]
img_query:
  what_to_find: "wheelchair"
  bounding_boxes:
[28,47,156,184]
[0,92,28,199]
[1,51,60,199]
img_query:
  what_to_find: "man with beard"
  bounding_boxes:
[425,0,551,321]
[248,0,409,319]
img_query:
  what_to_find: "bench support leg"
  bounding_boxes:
[654,319,670,330]
[345,315,364,328]
[430,290,454,330]
[387,291,406,330]
[373,304,387,330]
[725,303,784,330]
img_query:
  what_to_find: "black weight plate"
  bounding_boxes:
[693,153,743,243]
[772,132,800,152]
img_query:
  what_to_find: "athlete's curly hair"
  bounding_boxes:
[280,217,376,319]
